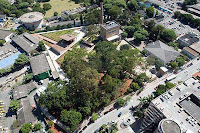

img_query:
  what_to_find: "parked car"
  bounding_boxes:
[198,86,200,89]
[118,112,122,117]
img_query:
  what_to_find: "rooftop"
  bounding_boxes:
[152,78,200,132]
[145,40,180,64]
[190,42,200,54]
[101,21,120,30]
[17,98,36,125]
[0,30,13,40]
[160,119,181,133]
[179,33,199,46]
[13,82,37,100]
[20,12,44,23]
[183,47,199,56]
[30,54,51,76]
[12,33,38,53]
[59,34,75,42]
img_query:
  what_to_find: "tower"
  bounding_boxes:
[100,0,103,24]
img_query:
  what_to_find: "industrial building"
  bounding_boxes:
[19,12,44,30]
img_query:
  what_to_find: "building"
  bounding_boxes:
[13,82,37,100]
[30,54,51,81]
[187,4,200,17]
[17,98,36,125]
[177,33,199,47]
[155,119,181,133]
[19,12,44,30]
[145,40,180,64]
[139,1,152,8]
[100,21,121,41]
[182,47,199,59]
[12,33,39,54]
[189,41,200,54]
[59,34,75,45]
[0,30,14,42]
[140,78,200,133]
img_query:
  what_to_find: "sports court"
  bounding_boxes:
[0,52,21,69]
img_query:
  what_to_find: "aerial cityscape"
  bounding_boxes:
[0,0,200,132]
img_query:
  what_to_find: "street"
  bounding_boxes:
[83,59,200,133]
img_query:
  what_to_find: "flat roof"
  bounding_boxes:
[183,47,199,56]
[101,21,120,30]
[30,54,51,76]
[190,42,200,54]
[179,33,199,46]
[152,78,200,132]
[20,12,44,23]
[59,34,75,42]
[161,119,181,133]
[0,30,13,40]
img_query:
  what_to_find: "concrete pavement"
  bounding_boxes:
[83,59,200,133]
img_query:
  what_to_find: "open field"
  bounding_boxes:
[41,29,75,42]
[41,0,80,18]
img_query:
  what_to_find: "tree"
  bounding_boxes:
[20,123,32,133]
[67,23,72,28]
[48,121,53,128]
[9,100,20,112]
[47,129,53,133]
[166,82,175,89]
[120,44,130,51]
[169,61,178,69]
[80,13,83,25]
[116,97,126,107]
[12,120,21,129]
[91,113,98,122]
[43,3,52,11]
[85,9,100,24]
[155,84,166,96]
[130,82,140,91]
[0,40,5,46]
[146,7,155,18]
[78,106,91,118]
[37,41,46,51]
[134,29,149,43]
[146,57,156,66]
[155,59,164,70]
[60,110,82,131]
[127,0,139,11]
[168,42,178,49]
[121,32,128,39]
[22,73,33,83]
[33,123,42,131]
[176,57,185,66]
[108,6,121,20]
[14,53,29,68]
[54,12,58,16]
[161,29,177,42]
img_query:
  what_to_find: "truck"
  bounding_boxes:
[165,74,177,82]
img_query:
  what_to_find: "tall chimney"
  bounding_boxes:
[100,0,103,24]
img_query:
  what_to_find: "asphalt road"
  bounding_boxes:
[83,59,200,133]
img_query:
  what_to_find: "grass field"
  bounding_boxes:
[42,29,75,42]
[41,0,80,18]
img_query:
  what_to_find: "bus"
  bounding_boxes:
[165,74,177,82]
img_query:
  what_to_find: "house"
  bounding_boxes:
[145,40,180,64]
[17,98,36,125]
[177,33,199,47]
[182,47,199,59]
[0,30,14,42]
[30,54,51,81]
[12,33,39,55]
[100,21,120,42]
[13,82,37,100]
[189,42,200,55]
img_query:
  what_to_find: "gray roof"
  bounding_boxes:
[145,40,180,64]
[13,82,37,100]
[161,119,181,133]
[17,98,36,125]
[0,30,13,40]
[12,33,38,53]
[101,21,120,30]
[179,33,199,46]
[30,54,50,76]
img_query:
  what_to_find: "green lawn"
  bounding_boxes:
[41,0,80,18]
[42,29,75,42]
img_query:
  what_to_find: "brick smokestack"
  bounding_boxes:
[100,0,103,24]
